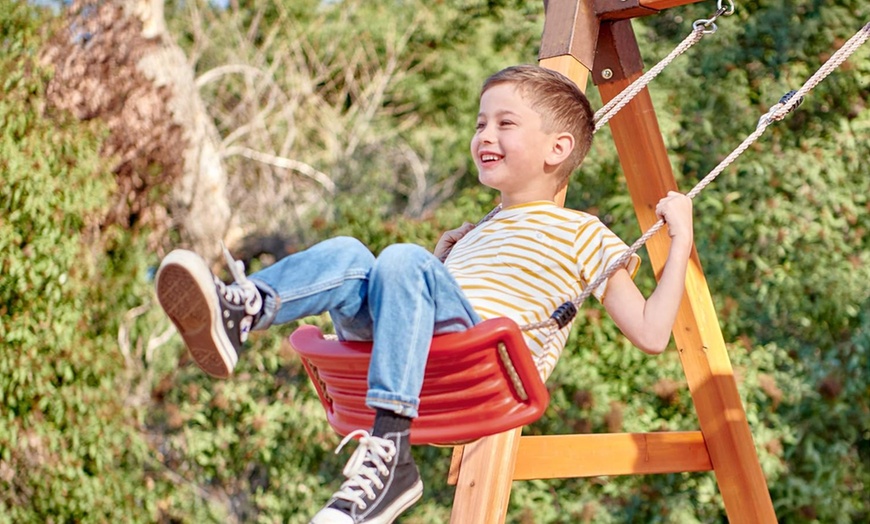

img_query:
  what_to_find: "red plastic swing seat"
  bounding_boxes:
[288,317,550,445]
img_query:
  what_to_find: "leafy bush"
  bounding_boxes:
[1,3,133,521]
[0,4,179,521]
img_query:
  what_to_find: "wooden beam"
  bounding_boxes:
[449,427,523,524]
[539,55,590,207]
[447,445,464,485]
[539,0,599,69]
[640,0,708,10]
[539,55,590,89]
[592,20,777,523]
[595,0,708,20]
[595,0,658,20]
[513,432,712,479]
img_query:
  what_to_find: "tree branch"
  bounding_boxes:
[223,146,336,194]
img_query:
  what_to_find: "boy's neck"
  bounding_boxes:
[499,179,566,209]
[500,191,560,209]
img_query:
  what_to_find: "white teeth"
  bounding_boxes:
[481,154,499,162]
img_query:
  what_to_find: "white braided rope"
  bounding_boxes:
[762,21,870,125]
[594,27,705,132]
[594,2,737,131]
[522,20,870,338]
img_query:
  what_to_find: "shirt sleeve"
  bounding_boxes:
[576,220,641,302]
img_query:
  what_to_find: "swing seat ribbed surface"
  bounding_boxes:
[289,317,550,445]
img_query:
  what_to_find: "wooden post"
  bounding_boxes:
[592,20,777,522]
[449,3,597,522]
[448,428,523,524]
[539,0,597,206]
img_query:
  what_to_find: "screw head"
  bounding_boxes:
[602,68,613,79]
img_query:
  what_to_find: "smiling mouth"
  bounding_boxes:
[480,153,502,164]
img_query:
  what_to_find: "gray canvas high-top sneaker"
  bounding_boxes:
[155,247,263,378]
[310,429,422,524]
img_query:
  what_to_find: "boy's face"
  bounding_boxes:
[471,83,565,206]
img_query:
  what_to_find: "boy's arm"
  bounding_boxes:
[601,192,694,354]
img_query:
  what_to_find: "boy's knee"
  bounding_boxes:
[324,236,375,264]
[376,244,431,274]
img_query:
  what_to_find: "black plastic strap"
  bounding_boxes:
[779,90,804,114]
[550,301,578,329]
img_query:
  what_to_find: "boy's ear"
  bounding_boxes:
[546,132,575,167]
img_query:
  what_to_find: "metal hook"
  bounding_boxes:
[693,0,735,34]
[718,0,736,16]
[693,18,719,34]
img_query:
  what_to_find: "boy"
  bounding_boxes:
[155,65,693,524]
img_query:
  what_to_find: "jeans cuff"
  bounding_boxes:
[366,392,420,419]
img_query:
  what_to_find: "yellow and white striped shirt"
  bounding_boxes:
[445,201,640,380]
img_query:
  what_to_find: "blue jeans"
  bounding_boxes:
[248,237,481,418]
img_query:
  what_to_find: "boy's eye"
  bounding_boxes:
[475,121,486,130]
[500,120,514,127]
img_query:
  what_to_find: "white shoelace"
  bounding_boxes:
[217,243,264,342]
[331,430,397,510]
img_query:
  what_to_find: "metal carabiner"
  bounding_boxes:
[693,0,736,34]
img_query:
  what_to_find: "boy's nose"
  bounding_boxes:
[477,125,495,143]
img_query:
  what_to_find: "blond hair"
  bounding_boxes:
[481,65,594,183]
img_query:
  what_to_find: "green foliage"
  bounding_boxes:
[0,3,153,521]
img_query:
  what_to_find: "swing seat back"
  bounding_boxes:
[289,317,549,445]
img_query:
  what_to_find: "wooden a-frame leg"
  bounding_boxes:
[594,20,776,522]
[449,428,522,524]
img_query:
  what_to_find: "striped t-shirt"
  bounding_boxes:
[445,201,640,380]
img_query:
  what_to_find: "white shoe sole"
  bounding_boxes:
[309,479,423,524]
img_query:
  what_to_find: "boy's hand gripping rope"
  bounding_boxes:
[529,20,870,352]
